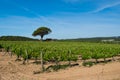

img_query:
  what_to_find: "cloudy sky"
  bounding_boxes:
[0,0,120,39]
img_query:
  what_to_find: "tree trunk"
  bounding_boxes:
[40,35,44,41]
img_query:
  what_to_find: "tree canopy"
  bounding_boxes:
[32,27,52,40]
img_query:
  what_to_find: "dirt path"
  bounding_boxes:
[0,52,120,80]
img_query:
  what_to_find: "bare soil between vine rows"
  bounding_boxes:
[0,52,120,80]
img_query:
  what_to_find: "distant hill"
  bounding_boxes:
[62,36,120,42]
[0,36,39,41]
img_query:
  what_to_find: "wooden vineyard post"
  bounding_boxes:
[9,50,13,58]
[68,50,71,66]
[25,50,29,64]
[40,51,44,72]
[23,50,28,64]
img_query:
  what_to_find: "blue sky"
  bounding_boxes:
[0,0,120,39]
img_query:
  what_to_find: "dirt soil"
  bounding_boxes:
[0,52,120,80]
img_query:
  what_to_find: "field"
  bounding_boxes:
[0,41,120,80]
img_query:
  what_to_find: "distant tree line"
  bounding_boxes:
[62,36,120,43]
[0,36,39,41]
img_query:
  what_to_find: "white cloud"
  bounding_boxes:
[91,1,120,13]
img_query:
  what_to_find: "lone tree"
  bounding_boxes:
[32,27,52,41]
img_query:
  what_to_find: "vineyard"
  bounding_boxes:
[0,41,120,72]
